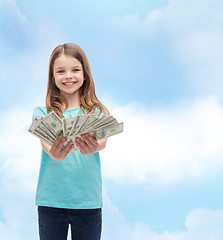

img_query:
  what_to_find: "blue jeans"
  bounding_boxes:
[38,206,102,240]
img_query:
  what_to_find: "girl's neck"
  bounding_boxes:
[62,92,81,110]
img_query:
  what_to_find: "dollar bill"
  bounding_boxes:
[40,111,63,138]
[88,122,124,141]
[29,111,123,152]
[63,116,78,136]
[28,117,54,146]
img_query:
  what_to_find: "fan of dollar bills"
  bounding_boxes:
[28,111,123,152]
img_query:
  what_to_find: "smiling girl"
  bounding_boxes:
[32,43,109,240]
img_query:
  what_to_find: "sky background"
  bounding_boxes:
[1,0,223,239]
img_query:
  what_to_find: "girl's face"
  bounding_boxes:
[53,54,85,96]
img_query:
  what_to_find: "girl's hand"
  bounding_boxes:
[49,135,74,161]
[75,134,100,155]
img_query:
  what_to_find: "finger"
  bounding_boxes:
[50,135,64,153]
[57,137,67,152]
[75,140,87,155]
[75,138,88,151]
[54,137,67,156]
[82,134,98,148]
[81,135,92,147]
[61,141,74,156]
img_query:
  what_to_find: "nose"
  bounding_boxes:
[65,71,73,79]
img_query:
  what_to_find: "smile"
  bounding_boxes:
[63,81,77,86]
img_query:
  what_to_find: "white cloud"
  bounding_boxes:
[0,108,40,239]
[101,96,223,186]
[0,0,65,84]
[0,0,30,24]
[0,0,31,47]
[185,208,223,239]
[110,0,223,93]
[102,190,223,240]
[112,0,223,36]
[1,99,223,238]
[0,0,63,45]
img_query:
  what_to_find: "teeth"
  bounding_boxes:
[64,82,75,85]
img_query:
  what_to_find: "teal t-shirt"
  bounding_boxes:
[32,106,103,209]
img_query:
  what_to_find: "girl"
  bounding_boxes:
[32,43,109,240]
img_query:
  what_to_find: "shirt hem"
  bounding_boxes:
[36,201,103,209]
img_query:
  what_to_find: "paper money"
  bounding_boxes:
[29,111,123,152]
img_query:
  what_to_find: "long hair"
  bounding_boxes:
[45,43,109,119]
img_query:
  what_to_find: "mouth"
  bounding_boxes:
[62,81,77,86]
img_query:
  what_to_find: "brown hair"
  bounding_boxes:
[45,43,109,119]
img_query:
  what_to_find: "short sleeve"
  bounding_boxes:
[94,106,105,117]
[32,106,47,121]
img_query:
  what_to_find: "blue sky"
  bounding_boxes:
[1,0,223,239]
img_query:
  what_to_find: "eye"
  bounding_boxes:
[73,69,80,72]
[57,70,64,73]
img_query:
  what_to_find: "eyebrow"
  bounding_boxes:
[55,66,82,69]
